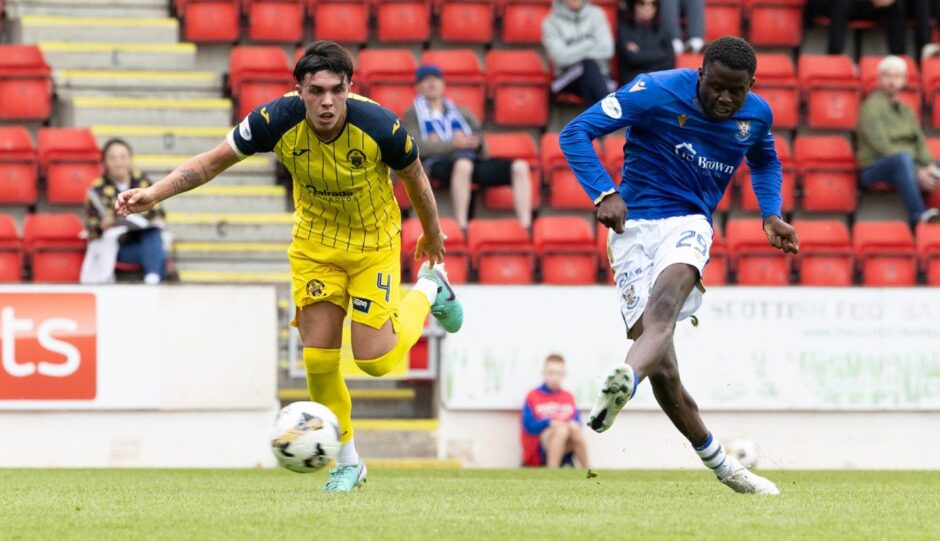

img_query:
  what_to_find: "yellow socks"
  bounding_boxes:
[355,289,430,377]
[303,347,353,444]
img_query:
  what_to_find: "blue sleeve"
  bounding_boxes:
[559,75,654,205]
[522,401,550,435]
[745,112,783,220]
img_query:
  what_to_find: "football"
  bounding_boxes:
[270,401,341,473]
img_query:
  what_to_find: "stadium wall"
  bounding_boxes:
[437,286,940,469]
[0,285,280,468]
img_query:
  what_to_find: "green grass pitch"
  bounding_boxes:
[2,468,938,540]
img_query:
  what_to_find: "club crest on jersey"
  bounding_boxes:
[677,114,689,128]
[346,148,367,169]
[735,120,751,142]
[305,278,326,298]
[601,93,622,119]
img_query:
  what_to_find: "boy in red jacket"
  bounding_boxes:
[521,354,590,468]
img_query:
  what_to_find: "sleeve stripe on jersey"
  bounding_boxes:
[225,130,247,160]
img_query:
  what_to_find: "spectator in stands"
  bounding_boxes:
[617,0,676,86]
[403,65,532,231]
[81,139,168,284]
[542,0,615,106]
[856,56,940,226]
[659,0,705,55]
[521,354,590,468]
[806,0,905,56]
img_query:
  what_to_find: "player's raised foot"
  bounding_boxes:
[718,456,780,495]
[323,463,367,493]
[418,261,463,333]
[588,365,637,433]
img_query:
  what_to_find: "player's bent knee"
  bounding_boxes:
[354,349,400,377]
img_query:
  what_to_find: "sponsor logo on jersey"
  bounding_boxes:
[305,279,326,298]
[628,80,646,93]
[306,186,355,199]
[674,142,734,175]
[260,107,270,124]
[677,114,689,128]
[346,148,367,169]
[735,120,751,142]
[291,149,310,156]
[238,117,252,141]
[352,297,372,314]
[601,93,622,119]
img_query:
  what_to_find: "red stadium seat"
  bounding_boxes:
[753,54,798,130]
[704,224,728,285]
[481,132,540,210]
[182,0,240,42]
[726,218,790,285]
[38,128,101,205]
[793,135,857,213]
[420,49,486,122]
[675,53,702,71]
[229,46,294,119]
[860,55,922,121]
[357,49,417,118]
[468,218,534,283]
[0,45,53,121]
[916,222,940,285]
[0,126,38,204]
[737,138,796,212]
[439,0,495,43]
[798,55,860,130]
[402,217,469,283]
[541,132,598,210]
[485,50,550,127]
[0,214,24,283]
[745,0,804,47]
[853,221,916,286]
[793,219,854,286]
[247,0,304,43]
[922,57,940,128]
[24,213,86,283]
[500,0,552,44]
[376,0,432,42]
[704,3,742,42]
[533,216,596,284]
[311,0,370,43]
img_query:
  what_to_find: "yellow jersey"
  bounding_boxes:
[227,93,418,252]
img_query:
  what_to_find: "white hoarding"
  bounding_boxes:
[441,287,940,411]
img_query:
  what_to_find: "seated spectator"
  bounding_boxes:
[521,354,590,468]
[80,139,169,284]
[403,65,532,230]
[856,56,940,226]
[659,0,705,55]
[618,0,676,86]
[542,0,614,106]
[806,0,905,56]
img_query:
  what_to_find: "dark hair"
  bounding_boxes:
[702,36,757,77]
[101,138,133,161]
[545,354,565,365]
[293,40,354,84]
[623,0,660,26]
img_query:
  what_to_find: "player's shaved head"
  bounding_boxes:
[294,40,354,85]
[702,36,757,77]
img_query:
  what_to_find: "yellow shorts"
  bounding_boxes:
[289,236,401,331]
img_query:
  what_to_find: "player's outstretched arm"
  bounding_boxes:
[115,141,241,216]
[396,159,445,266]
[763,215,799,254]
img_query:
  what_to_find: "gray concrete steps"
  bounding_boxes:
[353,420,438,459]
[15,15,180,44]
[166,212,294,243]
[6,0,168,18]
[67,97,233,127]
[55,70,223,99]
[163,185,287,213]
[38,42,197,71]
[91,125,230,156]
[134,154,274,178]
[174,263,291,284]
[174,241,289,262]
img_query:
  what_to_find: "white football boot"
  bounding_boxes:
[719,456,780,495]
[587,365,636,433]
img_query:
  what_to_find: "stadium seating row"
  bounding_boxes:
[0,126,101,205]
[230,46,550,125]
[401,216,940,287]
[0,44,52,121]
[0,213,85,283]
[174,0,807,48]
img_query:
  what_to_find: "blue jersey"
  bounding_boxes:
[559,69,783,221]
